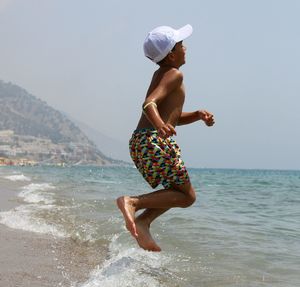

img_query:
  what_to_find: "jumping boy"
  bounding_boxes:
[117,24,215,252]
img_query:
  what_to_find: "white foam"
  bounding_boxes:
[19,183,55,204]
[0,181,67,238]
[80,233,172,287]
[0,204,66,237]
[4,174,31,182]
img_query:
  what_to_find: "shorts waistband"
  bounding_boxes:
[132,128,157,134]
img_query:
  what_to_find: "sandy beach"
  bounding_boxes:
[0,178,107,287]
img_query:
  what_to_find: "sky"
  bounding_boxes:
[0,0,299,170]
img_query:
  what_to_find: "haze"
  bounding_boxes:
[1,0,299,169]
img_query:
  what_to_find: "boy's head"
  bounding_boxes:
[143,24,193,64]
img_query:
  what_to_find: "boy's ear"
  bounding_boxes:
[168,52,176,62]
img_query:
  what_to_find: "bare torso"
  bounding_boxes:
[136,67,185,130]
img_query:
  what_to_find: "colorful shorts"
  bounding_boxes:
[129,128,190,189]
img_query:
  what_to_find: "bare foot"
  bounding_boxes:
[116,196,138,238]
[135,218,161,252]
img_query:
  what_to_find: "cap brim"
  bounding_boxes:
[175,24,193,42]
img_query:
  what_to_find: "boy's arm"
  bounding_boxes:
[178,110,215,126]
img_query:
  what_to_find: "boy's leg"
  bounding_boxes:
[117,182,196,250]
[133,208,168,252]
[116,198,168,251]
[134,208,168,251]
[134,182,196,210]
[136,207,169,225]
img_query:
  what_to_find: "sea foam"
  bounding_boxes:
[0,180,66,237]
[0,204,66,237]
[4,174,31,182]
[80,233,173,287]
[19,183,55,204]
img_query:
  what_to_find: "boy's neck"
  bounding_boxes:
[159,63,180,70]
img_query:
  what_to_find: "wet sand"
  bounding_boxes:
[0,179,107,287]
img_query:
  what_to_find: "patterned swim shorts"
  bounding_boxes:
[129,128,190,189]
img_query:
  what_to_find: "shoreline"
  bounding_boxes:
[0,177,107,287]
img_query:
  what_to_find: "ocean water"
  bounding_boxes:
[0,166,299,287]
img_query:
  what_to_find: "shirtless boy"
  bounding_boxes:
[117,24,215,251]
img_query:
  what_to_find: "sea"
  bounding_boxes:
[0,165,299,287]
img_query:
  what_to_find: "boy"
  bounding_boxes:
[117,24,215,252]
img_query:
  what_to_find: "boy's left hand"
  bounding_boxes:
[198,110,215,126]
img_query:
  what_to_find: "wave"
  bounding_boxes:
[79,233,180,287]
[0,204,66,237]
[0,181,66,237]
[4,174,31,182]
[19,183,55,204]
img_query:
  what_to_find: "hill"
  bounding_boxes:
[71,118,130,163]
[0,80,113,165]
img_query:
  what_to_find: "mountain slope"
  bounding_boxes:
[0,80,112,165]
[71,118,131,163]
[0,81,88,144]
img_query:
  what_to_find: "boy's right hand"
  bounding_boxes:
[199,110,215,127]
[158,123,177,138]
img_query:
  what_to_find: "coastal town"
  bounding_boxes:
[0,129,106,166]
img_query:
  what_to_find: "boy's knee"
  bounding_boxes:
[173,183,196,208]
[183,192,196,207]
[181,186,196,208]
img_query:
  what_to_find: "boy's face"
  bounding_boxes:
[170,41,186,67]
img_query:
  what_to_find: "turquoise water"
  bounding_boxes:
[0,166,299,286]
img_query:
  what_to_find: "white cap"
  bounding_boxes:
[143,24,193,63]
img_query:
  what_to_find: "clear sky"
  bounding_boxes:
[1,0,299,169]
